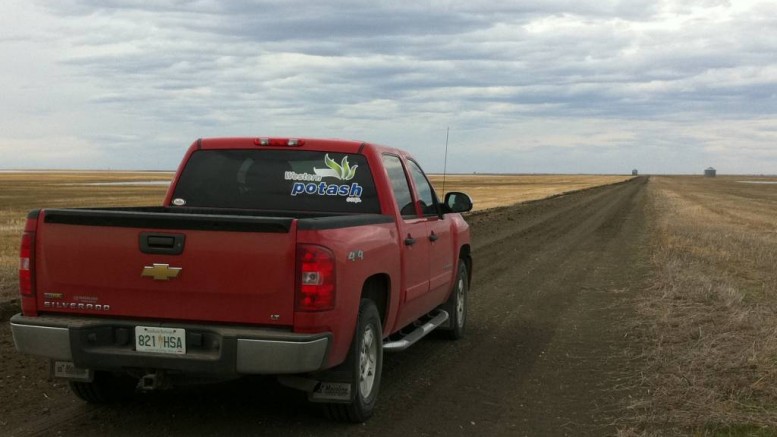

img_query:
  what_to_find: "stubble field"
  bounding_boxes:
[628,176,777,435]
[427,174,633,211]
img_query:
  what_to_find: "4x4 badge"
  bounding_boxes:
[141,263,182,281]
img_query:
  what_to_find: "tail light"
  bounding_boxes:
[295,245,336,311]
[19,232,34,296]
[19,215,38,315]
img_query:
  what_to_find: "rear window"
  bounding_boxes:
[172,150,380,213]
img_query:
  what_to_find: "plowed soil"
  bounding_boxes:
[0,177,651,436]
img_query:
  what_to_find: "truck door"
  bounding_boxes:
[406,160,455,303]
[382,154,431,328]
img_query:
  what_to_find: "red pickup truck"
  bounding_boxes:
[11,137,473,422]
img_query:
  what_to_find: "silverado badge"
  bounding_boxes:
[141,263,182,281]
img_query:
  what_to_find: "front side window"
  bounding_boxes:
[407,160,439,217]
[382,154,416,217]
[172,150,380,213]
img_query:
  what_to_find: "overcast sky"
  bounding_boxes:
[1,0,775,174]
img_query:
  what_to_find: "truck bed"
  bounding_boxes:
[33,207,391,326]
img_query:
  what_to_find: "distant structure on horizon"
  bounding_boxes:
[632,169,638,176]
[704,167,716,177]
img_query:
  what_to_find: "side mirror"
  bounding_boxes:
[444,192,473,213]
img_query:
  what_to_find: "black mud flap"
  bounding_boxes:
[278,368,356,404]
[309,381,353,403]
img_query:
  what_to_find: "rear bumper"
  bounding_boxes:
[10,314,330,375]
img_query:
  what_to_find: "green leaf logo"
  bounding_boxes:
[324,154,358,180]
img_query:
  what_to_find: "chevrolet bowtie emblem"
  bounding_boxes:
[141,263,182,281]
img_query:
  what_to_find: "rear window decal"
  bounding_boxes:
[318,154,358,180]
[287,154,363,203]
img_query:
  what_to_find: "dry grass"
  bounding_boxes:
[629,176,777,435]
[429,174,634,211]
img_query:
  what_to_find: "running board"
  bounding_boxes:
[383,310,449,352]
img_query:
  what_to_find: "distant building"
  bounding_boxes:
[632,169,638,176]
[704,167,716,177]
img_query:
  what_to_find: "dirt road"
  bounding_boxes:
[1,177,651,436]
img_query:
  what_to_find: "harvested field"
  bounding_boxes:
[627,176,777,435]
[429,174,634,211]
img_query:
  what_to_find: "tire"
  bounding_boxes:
[324,299,383,423]
[69,371,137,403]
[441,259,468,340]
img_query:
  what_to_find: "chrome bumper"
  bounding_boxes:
[236,338,329,374]
[10,314,330,375]
[11,322,73,360]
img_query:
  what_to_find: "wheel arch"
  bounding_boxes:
[360,273,390,329]
[459,244,472,286]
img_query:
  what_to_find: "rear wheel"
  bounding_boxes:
[441,259,468,340]
[69,371,137,403]
[324,299,383,423]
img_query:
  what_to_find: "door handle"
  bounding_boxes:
[404,236,416,246]
[429,232,439,242]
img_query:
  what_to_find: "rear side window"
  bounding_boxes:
[172,150,380,213]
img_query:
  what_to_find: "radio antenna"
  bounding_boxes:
[442,127,450,194]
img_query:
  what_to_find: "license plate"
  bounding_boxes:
[52,361,93,382]
[135,326,186,355]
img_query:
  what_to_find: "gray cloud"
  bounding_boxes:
[0,0,775,173]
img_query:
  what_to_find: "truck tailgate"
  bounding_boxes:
[34,209,297,326]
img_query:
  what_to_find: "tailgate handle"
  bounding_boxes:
[148,236,175,248]
[140,232,185,255]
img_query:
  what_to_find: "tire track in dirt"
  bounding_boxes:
[1,177,651,437]
[364,177,650,436]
